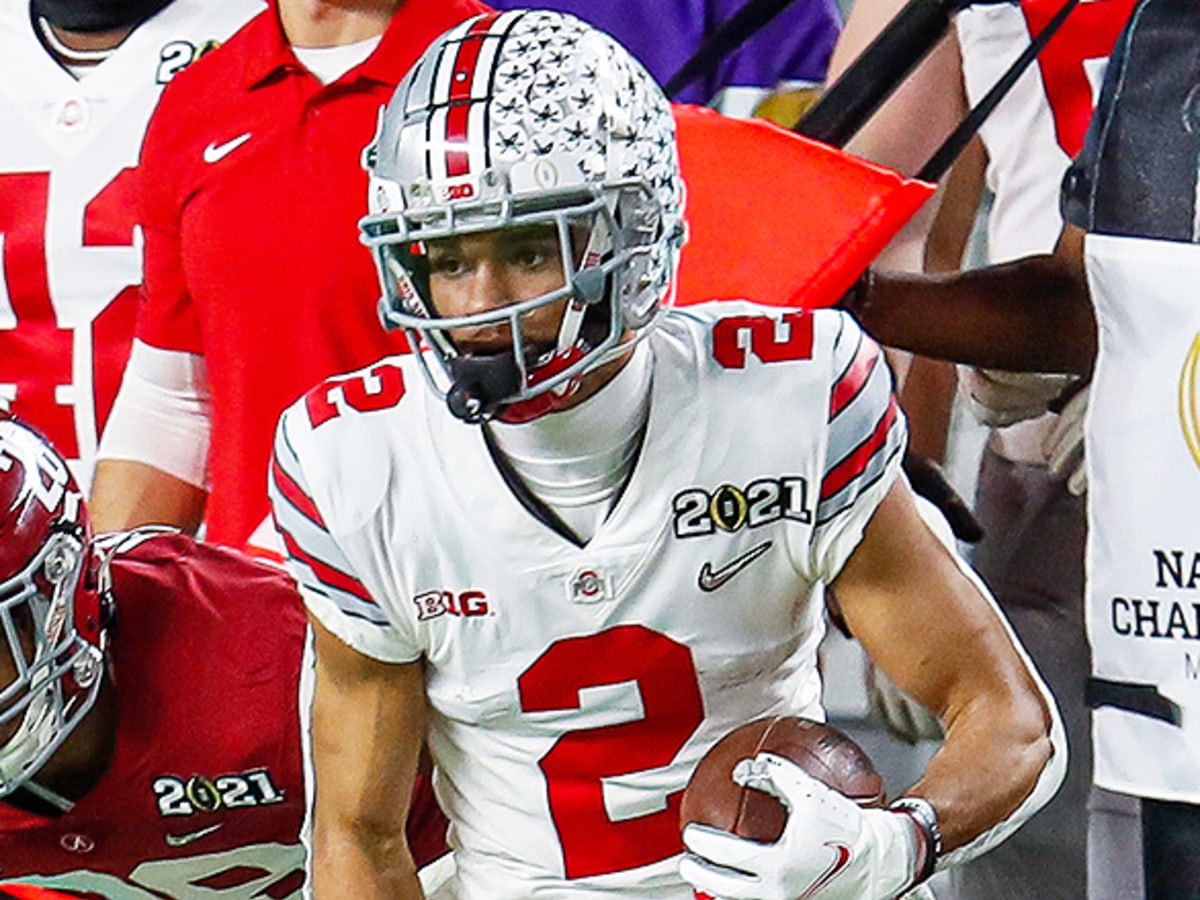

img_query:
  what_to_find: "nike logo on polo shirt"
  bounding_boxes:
[698,540,773,593]
[203,132,252,164]
[164,822,223,847]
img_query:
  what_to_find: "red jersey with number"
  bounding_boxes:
[131,0,491,549]
[270,303,905,897]
[0,531,306,897]
[0,530,449,895]
[0,0,261,489]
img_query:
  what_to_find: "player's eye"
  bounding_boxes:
[507,240,557,271]
[428,252,468,276]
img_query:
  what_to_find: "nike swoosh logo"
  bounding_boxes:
[798,842,854,899]
[164,822,223,847]
[203,132,252,164]
[697,540,772,592]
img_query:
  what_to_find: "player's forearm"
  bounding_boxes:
[311,824,423,899]
[905,684,1055,853]
[89,459,207,534]
[844,256,1096,374]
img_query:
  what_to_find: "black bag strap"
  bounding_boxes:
[1086,677,1183,727]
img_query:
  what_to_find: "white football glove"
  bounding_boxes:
[959,369,1077,428]
[679,753,921,900]
[1042,382,1088,496]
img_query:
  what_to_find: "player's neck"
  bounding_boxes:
[36,18,133,68]
[488,345,651,541]
[278,0,401,49]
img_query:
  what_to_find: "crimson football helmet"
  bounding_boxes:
[360,10,686,422]
[0,417,105,802]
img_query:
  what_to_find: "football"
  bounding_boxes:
[680,715,886,843]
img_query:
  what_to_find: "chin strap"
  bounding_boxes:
[446,349,587,424]
[21,777,74,813]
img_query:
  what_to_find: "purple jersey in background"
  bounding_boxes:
[487,0,842,111]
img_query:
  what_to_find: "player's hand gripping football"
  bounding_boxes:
[679,753,922,900]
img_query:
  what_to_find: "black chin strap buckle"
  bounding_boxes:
[446,354,523,423]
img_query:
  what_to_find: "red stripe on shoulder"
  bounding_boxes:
[279,528,377,607]
[272,457,325,529]
[820,396,898,501]
[829,338,880,421]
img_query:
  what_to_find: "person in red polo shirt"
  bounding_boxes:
[89,0,490,552]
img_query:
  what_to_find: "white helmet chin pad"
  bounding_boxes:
[359,10,686,421]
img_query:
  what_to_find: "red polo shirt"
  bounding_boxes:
[135,0,490,548]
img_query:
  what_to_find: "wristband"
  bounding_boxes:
[840,268,875,316]
[890,796,942,885]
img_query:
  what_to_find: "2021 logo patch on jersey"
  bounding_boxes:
[155,38,222,84]
[152,768,285,817]
[672,476,811,538]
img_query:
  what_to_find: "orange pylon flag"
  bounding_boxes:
[673,104,935,309]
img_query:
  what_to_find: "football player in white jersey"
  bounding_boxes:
[0,0,260,490]
[270,11,1066,899]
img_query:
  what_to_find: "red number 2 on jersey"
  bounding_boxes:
[305,363,406,429]
[0,168,139,459]
[1021,0,1137,157]
[518,625,705,879]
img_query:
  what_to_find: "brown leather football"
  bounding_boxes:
[680,715,886,843]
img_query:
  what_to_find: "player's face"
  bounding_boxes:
[0,605,35,746]
[426,224,570,356]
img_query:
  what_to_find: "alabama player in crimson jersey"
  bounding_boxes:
[0,0,262,490]
[0,415,303,896]
[0,415,450,896]
[270,13,1065,899]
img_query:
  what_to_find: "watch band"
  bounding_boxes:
[890,795,943,885]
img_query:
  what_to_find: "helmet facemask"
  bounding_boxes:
[0,524,103,802]
[367,178,671,422]
[359,10,686,423]
[0,417,106,809]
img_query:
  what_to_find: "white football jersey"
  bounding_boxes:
[0,0,260,487]
[955,0,1133,460]
[272,302,906,898]
[956,0,1132,262]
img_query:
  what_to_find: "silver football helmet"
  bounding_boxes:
[0,417,105,807]
[360,10,686,422]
